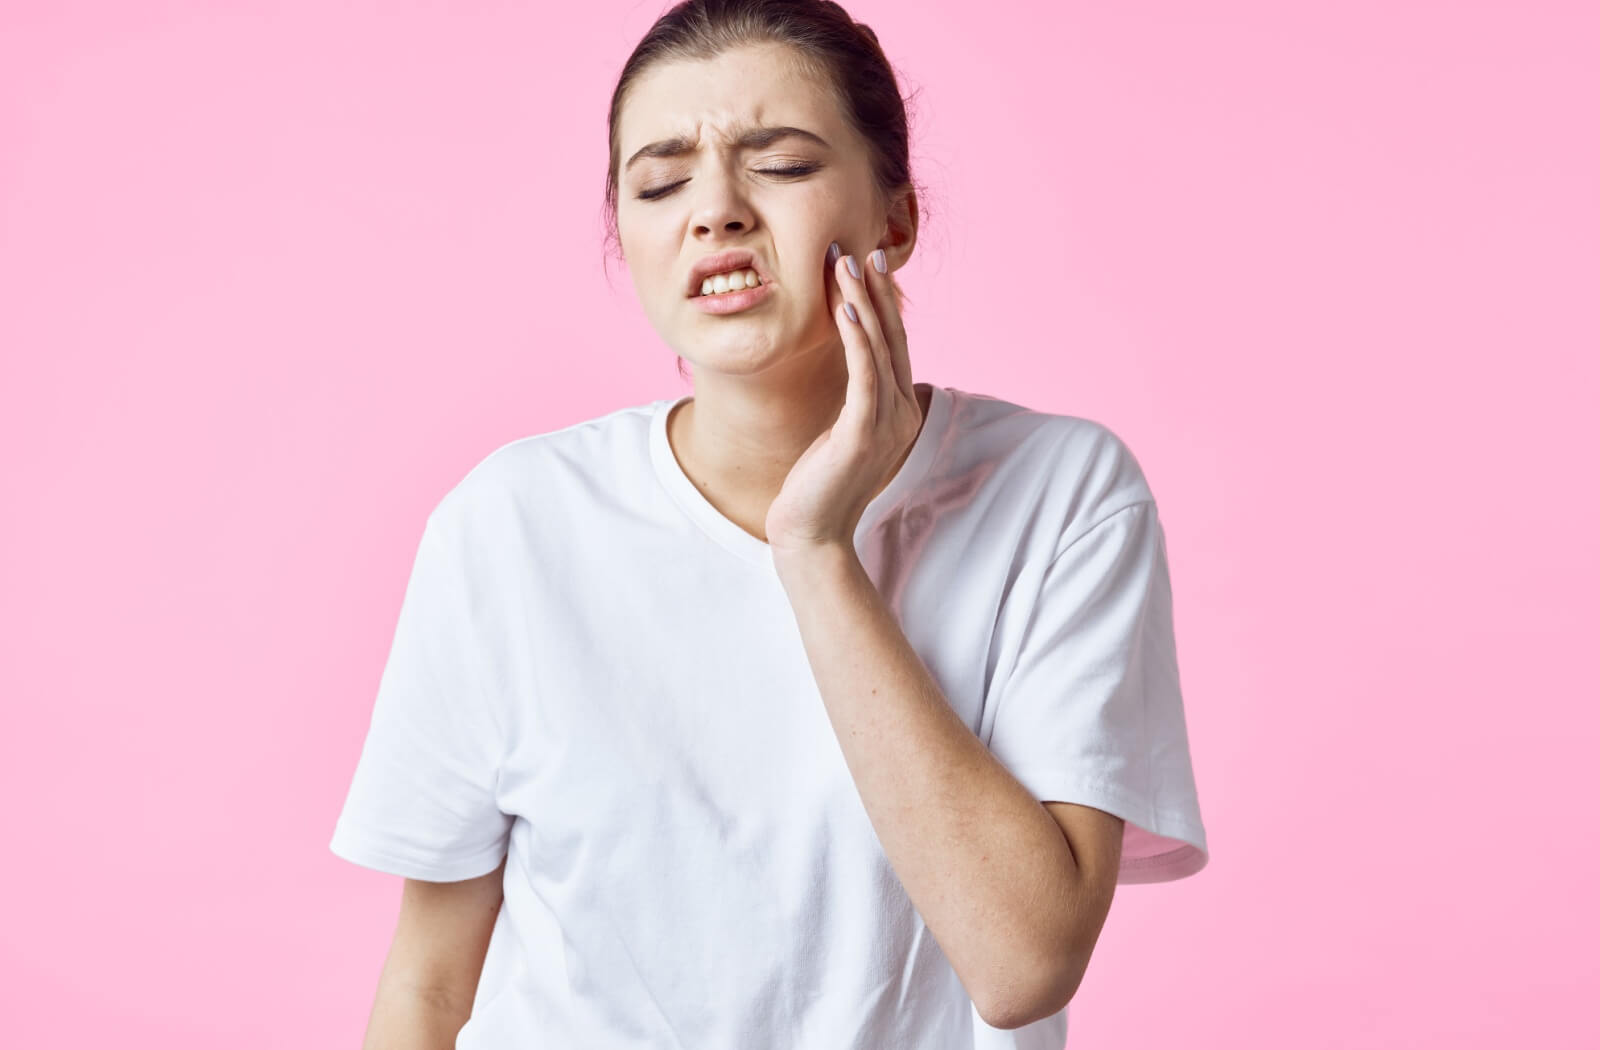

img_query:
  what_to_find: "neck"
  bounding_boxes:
[666,373,930,544]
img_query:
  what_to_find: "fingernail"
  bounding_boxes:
[871,249,887,273]
[827,242,840,266]
[844,301,858,323]
[845,254,860,279]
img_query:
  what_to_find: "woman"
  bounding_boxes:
[330,2,1209,1047]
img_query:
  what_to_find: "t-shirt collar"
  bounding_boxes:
[649,383,953,569]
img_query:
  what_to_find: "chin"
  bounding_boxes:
[674,334,801,374]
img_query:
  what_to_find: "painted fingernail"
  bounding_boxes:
[845,254,860,279]
[827,241,840,266]
[844,301,859,323]
[871,249,887,273]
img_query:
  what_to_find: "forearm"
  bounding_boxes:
[773,543,1082,1024]
[362,973,473,1050]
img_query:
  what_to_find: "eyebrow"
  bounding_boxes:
[624,125,831,173]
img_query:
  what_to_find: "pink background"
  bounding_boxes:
[3,2,1595,1046]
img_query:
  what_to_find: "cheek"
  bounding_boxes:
[616,233,676,298]
[808,176,865,217]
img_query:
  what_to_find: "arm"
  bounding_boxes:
[358,859,506,1049]
[773,545,1121,1030]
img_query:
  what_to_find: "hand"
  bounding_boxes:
[765,242,921,557]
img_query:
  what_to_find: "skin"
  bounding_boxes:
[614,42,930,545]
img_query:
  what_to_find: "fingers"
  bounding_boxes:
[829,245,880,427]
[832,246,913,410]
[824,240,843,321]
[865,249,913,400]
[833,250,891,366]
[835,249,892,422]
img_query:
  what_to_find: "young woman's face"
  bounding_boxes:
[615,43,889,377]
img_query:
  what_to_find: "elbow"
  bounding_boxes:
[976,947,1087,1031]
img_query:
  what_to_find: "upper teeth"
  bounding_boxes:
[697,268,763,296]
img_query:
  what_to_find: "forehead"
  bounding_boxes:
[619,44,842,150]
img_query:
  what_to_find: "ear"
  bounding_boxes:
[876,185,919,270]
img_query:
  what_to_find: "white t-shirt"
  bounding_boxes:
[330,382,1209,1049]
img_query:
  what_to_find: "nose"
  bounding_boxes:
[689,167,755,238]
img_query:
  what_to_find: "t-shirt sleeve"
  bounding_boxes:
[985,499,1209,884]
[329,506,514,882]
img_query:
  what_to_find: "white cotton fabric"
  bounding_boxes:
[330,382,1209,1049]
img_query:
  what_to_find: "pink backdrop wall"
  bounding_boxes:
[3,2,1595,1046]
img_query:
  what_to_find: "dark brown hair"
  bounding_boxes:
[601,0,929,382]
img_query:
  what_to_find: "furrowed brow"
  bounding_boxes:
[624,125,830,172]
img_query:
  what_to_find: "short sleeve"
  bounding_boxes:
[986,500,1209,884]
[329,507,513,882]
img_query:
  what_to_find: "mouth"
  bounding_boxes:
[689,278,773,315]
[685,249,773,298]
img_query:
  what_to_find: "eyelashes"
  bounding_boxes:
[635,163,820,201]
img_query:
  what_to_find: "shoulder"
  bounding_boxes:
[948,388,1156,549]
[947,387,1150,489]
[424,398,660,548]
[1041,413,1156,547]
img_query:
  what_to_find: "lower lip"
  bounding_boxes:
[689,280,773,314]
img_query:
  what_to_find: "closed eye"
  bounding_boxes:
[635,163,820,202]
